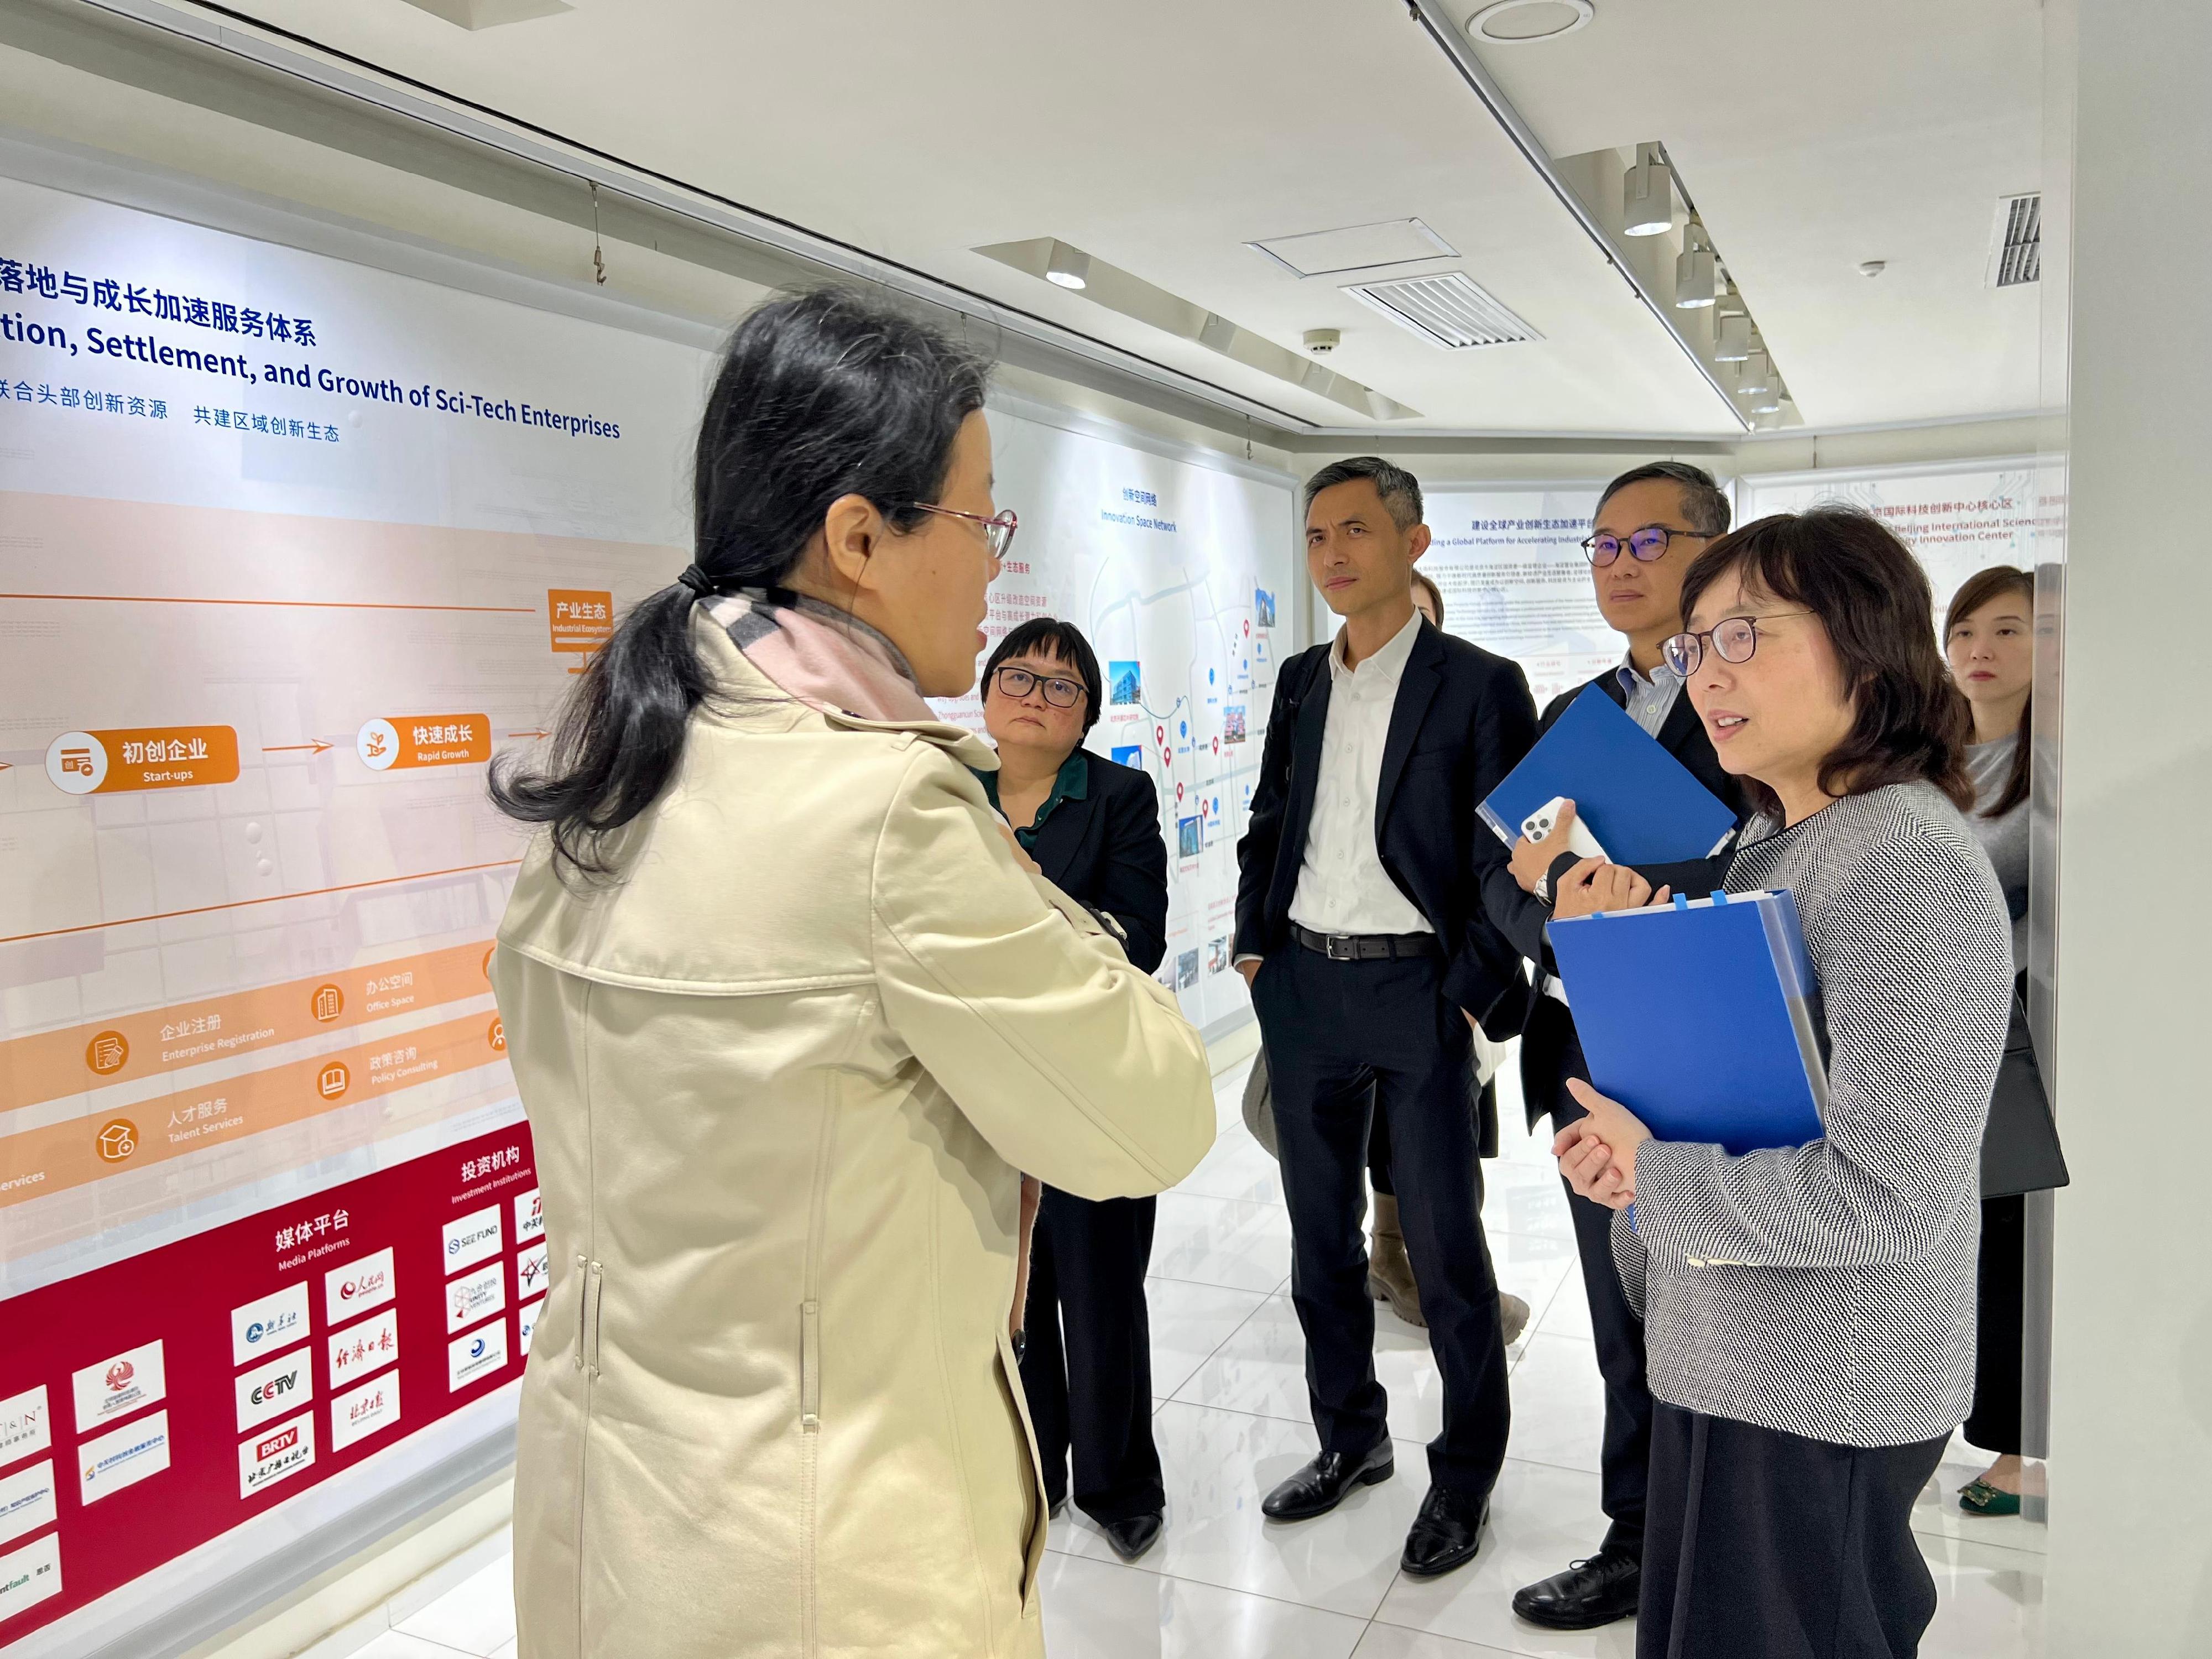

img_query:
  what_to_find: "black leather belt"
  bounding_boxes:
[1290,924,1442,962]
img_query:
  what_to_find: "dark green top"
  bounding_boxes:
[977,749,1089,849]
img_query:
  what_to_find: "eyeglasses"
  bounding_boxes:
[910,502,1019,561]
[1662,611,1812,677]
[990,665,1087,708]
[1580,524,1710,567]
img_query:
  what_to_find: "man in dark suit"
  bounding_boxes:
[1234,457,1536,1580]
[1482,462,1749,1632]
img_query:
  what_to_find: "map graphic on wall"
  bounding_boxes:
[933,405,1295,1033]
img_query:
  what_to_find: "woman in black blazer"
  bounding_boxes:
[977,617,1172,1563]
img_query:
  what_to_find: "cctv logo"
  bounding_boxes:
[251,1374,299,1407]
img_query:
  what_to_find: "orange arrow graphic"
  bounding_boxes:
[505,729,550,739]
[262,741,334,755]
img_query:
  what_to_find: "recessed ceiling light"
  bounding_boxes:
[1859,260,1888,278]
[1465,0,1594,45]
[1044,241,1091,290]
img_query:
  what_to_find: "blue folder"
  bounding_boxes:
[1547,890,1828,1156]
[1478,685,1738,864]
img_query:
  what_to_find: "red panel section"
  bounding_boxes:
[0,1123,540,1645]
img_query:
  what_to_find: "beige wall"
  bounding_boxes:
[2039,0,2212,1647]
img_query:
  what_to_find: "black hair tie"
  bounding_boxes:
[675,565,719,599]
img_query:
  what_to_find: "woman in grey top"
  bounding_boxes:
[1944,566,2038,1517]
[1551,510,2012,1659]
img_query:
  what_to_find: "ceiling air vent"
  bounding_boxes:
[1987,192,2041,288]
[1341,272,1541,349]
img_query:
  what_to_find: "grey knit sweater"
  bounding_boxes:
[1613,781,2013,1448]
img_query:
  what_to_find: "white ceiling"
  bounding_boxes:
[197,0,2044,437]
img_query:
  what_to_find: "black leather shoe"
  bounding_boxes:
[1261,1441,1395,1521]
[1100,1511,1164,1561]
[1399,1484,1489,1578]
[1511,1548,1641,1630]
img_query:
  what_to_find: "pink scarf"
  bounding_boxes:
[703,587,935,723]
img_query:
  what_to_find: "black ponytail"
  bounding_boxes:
[490,288,989,879]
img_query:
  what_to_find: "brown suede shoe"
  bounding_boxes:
[1368,1194,1426,1326]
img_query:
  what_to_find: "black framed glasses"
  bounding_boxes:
[911,502,1019,561]
[1580,524,1710,567]
[1662,611,1812,677]
[989,665,1087,708]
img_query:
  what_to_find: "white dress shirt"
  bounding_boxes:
[1615,654,1686,736]
[1287,609,1432,938]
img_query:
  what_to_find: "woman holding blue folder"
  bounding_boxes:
[1552,508,2013,1659]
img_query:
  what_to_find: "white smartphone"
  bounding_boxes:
[1522,796,1608,863]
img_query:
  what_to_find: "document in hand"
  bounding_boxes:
[1477,685,1738,864]
[1547,889,1828,1156]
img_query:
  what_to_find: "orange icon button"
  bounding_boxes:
[356,715,492,771]
[95,1119,139,1162]
[85,1030,130,1075]
[46,727,241,795]
[317,1061,351,1100]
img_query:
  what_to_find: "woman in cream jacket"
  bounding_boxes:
[488,290,1214,1659]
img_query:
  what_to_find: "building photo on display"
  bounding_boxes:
[3,2,2200,1656]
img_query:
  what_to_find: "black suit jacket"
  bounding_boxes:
[1027,750,1170,976]
[1484,667,1750,1126]
[1234,619,1538,1036]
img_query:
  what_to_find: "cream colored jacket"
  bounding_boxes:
[490,617,1214,1659]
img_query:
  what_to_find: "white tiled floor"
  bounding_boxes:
[356,1055,2043,1659]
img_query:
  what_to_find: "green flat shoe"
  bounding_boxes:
[1958,1479,2021,1517]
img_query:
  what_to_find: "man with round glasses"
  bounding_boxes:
[1479,462,1752,1632]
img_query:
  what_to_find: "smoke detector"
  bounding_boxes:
[1303,328,1341,354]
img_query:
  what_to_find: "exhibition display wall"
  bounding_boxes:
[0,169,704,1652]
[940,400,1293,1034]
[1419,467,2046,698]
[1738,457,2052,614]
[1420,484,1610,707]
[0,170,1295,1652]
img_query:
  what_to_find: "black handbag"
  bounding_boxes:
[1981,984,2069,1199]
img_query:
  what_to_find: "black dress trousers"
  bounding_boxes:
[1018,1186,1165,1523]
[1963,1192,2026,1457]
[1523,1003,1654,1558]
[1639,1405,1948,1659]
[1254,943,1510,1495]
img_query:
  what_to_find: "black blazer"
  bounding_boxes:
[1026,750,1170,976]
[1234,619,1538,1035]
[1488,667,1750,1128]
